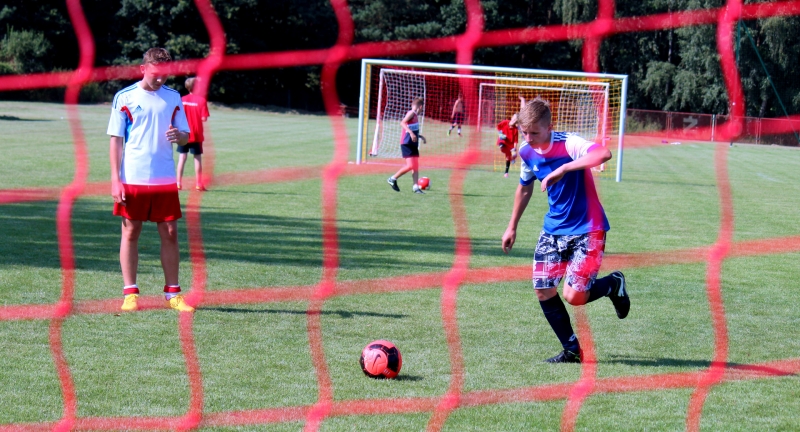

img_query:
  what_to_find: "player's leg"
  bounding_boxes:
[176,145,189,189]
[389,144,415,191]
[501,146,512,176]
[561,231,629,318]
[410,156,424,194]
[190,144,206,191]
[157,220,179,286]
[114,184,149,311]
[119,218,143,311]
[120,218,143,286]
[157,220,192,312]
[149,187,192,311]
[389,159,411,191]
[533,231,580,363]
[194,154,205,191]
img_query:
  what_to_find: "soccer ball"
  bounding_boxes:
[418,177,430,190]
[359,340,402,379]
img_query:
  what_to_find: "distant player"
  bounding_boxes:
[447,93,464,137]
[176,76,210,191]
[107,47,194,313]
[501,97,629,363]
[497,113,519,177]
[387,97,426,194]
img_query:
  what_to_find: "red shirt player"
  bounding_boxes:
[176,76,210,191]
[497,113,519,177]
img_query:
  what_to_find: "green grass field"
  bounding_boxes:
[1,100,799,431]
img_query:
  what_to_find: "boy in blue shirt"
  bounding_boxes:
[501,97,629,363]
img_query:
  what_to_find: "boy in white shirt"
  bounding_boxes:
[107,47,194,312]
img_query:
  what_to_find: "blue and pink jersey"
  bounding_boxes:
[518,131,610,235]
[400,110,420,145]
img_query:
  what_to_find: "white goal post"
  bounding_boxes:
[356,59,629,181]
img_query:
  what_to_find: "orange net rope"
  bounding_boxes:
[1,0,800,431]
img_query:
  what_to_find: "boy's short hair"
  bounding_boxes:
[143,48,172,65]
[518,97,551,129]
[412,97,424,107]
[185,77,196,92]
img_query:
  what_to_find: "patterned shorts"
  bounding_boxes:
[532,230,606,292]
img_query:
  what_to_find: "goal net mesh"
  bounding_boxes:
[1,1,799,431]
[359,62,624,178]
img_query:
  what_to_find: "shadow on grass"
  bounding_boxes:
[621,178,715,188]
[203,307,407,319]
[0,115,53,121]
[0,200,513,274]
[389,374,424,381]
[202,189,302,197]
[605,355,760,370]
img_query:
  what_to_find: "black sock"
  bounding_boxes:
[539,295,580,353]
[586,274,616,303]
[505,161,510,173]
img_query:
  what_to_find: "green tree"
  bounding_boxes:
[0,27,51,74]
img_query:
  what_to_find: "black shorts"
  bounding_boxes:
[452,112,464,124]
[176,142,203,155]
[400,143,419,158]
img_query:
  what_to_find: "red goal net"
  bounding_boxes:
[1,0,800,431]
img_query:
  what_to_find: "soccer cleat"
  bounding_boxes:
[121,294,138,312]
[447,129,451,136]
[609,271,630,319]
[196,185,207,192]
[176,183,182,190]
[166,295,195,312]
[545,349,581,364]
[387,177,400,192]
[504,173,509,178]
[413,186,425,194]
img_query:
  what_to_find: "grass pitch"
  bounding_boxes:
[1,101,799,431]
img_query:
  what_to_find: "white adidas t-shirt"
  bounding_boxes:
[107,83,190,185]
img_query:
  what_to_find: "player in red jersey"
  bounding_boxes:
[497,113,519,177]
[176,77,210,191]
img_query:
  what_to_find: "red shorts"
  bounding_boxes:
[113,184,182,222]
[499,145,514,161]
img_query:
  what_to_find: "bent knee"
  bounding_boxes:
[158,223,179,242]
[562,288,589,306]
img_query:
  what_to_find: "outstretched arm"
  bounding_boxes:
[502,183,534,254]
[540,145,611,191]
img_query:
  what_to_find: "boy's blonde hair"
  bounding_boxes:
[185,77,196,92]
[412,97,424,107]
[143,47,171,65]
[518,97,551,129]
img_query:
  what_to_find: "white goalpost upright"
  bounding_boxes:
[356,59,628,181]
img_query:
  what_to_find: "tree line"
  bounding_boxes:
[1,0,798,117]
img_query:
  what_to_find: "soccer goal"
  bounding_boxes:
[356,59,629,181]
